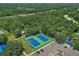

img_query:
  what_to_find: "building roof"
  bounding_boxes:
[66,39,73,45]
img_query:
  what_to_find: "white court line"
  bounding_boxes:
[28,41,55,56]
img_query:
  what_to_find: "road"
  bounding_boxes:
[0,9,57,19]
[0,13,35,19]
[0,30,5,34]
[64,15,79,24]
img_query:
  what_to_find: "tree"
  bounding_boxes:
[73,44,79,51]
[14,29,22,38]
[0,34,8,45]
[55,33,67,44]
[2,41,24,56]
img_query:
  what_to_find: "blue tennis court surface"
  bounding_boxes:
[28,38,40,47]
[37,34,48,42]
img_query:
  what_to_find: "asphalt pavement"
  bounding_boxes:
[31,42,79,56]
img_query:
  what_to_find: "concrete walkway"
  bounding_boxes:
[23,52,27,56]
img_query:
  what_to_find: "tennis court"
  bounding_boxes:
[28,38,40,47]
[26,34,52,49]
[36,34,48,42]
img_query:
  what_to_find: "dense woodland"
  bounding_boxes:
[0,3,79,55]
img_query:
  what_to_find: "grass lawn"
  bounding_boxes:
[1,29,15,41]
[0,29,35,55]
[16,36,35,55]
[72,33,79,38]
[72,33,79,44]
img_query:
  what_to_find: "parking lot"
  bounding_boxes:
[31,42,79,56]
